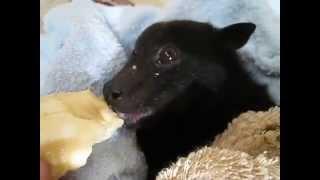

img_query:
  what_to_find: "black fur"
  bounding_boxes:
[103,20,275,179]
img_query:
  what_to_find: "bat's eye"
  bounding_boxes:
[132,50,138,56]
[156,45,180,66]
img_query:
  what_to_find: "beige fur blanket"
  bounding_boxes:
[157,107,280,180]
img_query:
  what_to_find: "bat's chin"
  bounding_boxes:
[116,109,153,128]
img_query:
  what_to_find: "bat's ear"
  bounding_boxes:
[219,23,256,49]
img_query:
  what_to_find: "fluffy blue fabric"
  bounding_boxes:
[41,0,279,101]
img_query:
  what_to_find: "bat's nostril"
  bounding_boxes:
[111,90,122,100]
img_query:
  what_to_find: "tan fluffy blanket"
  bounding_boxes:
[157,107,280,180]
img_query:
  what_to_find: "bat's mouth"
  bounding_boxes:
[116,109,153,127]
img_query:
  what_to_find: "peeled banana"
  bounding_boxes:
[40,90,123,180]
